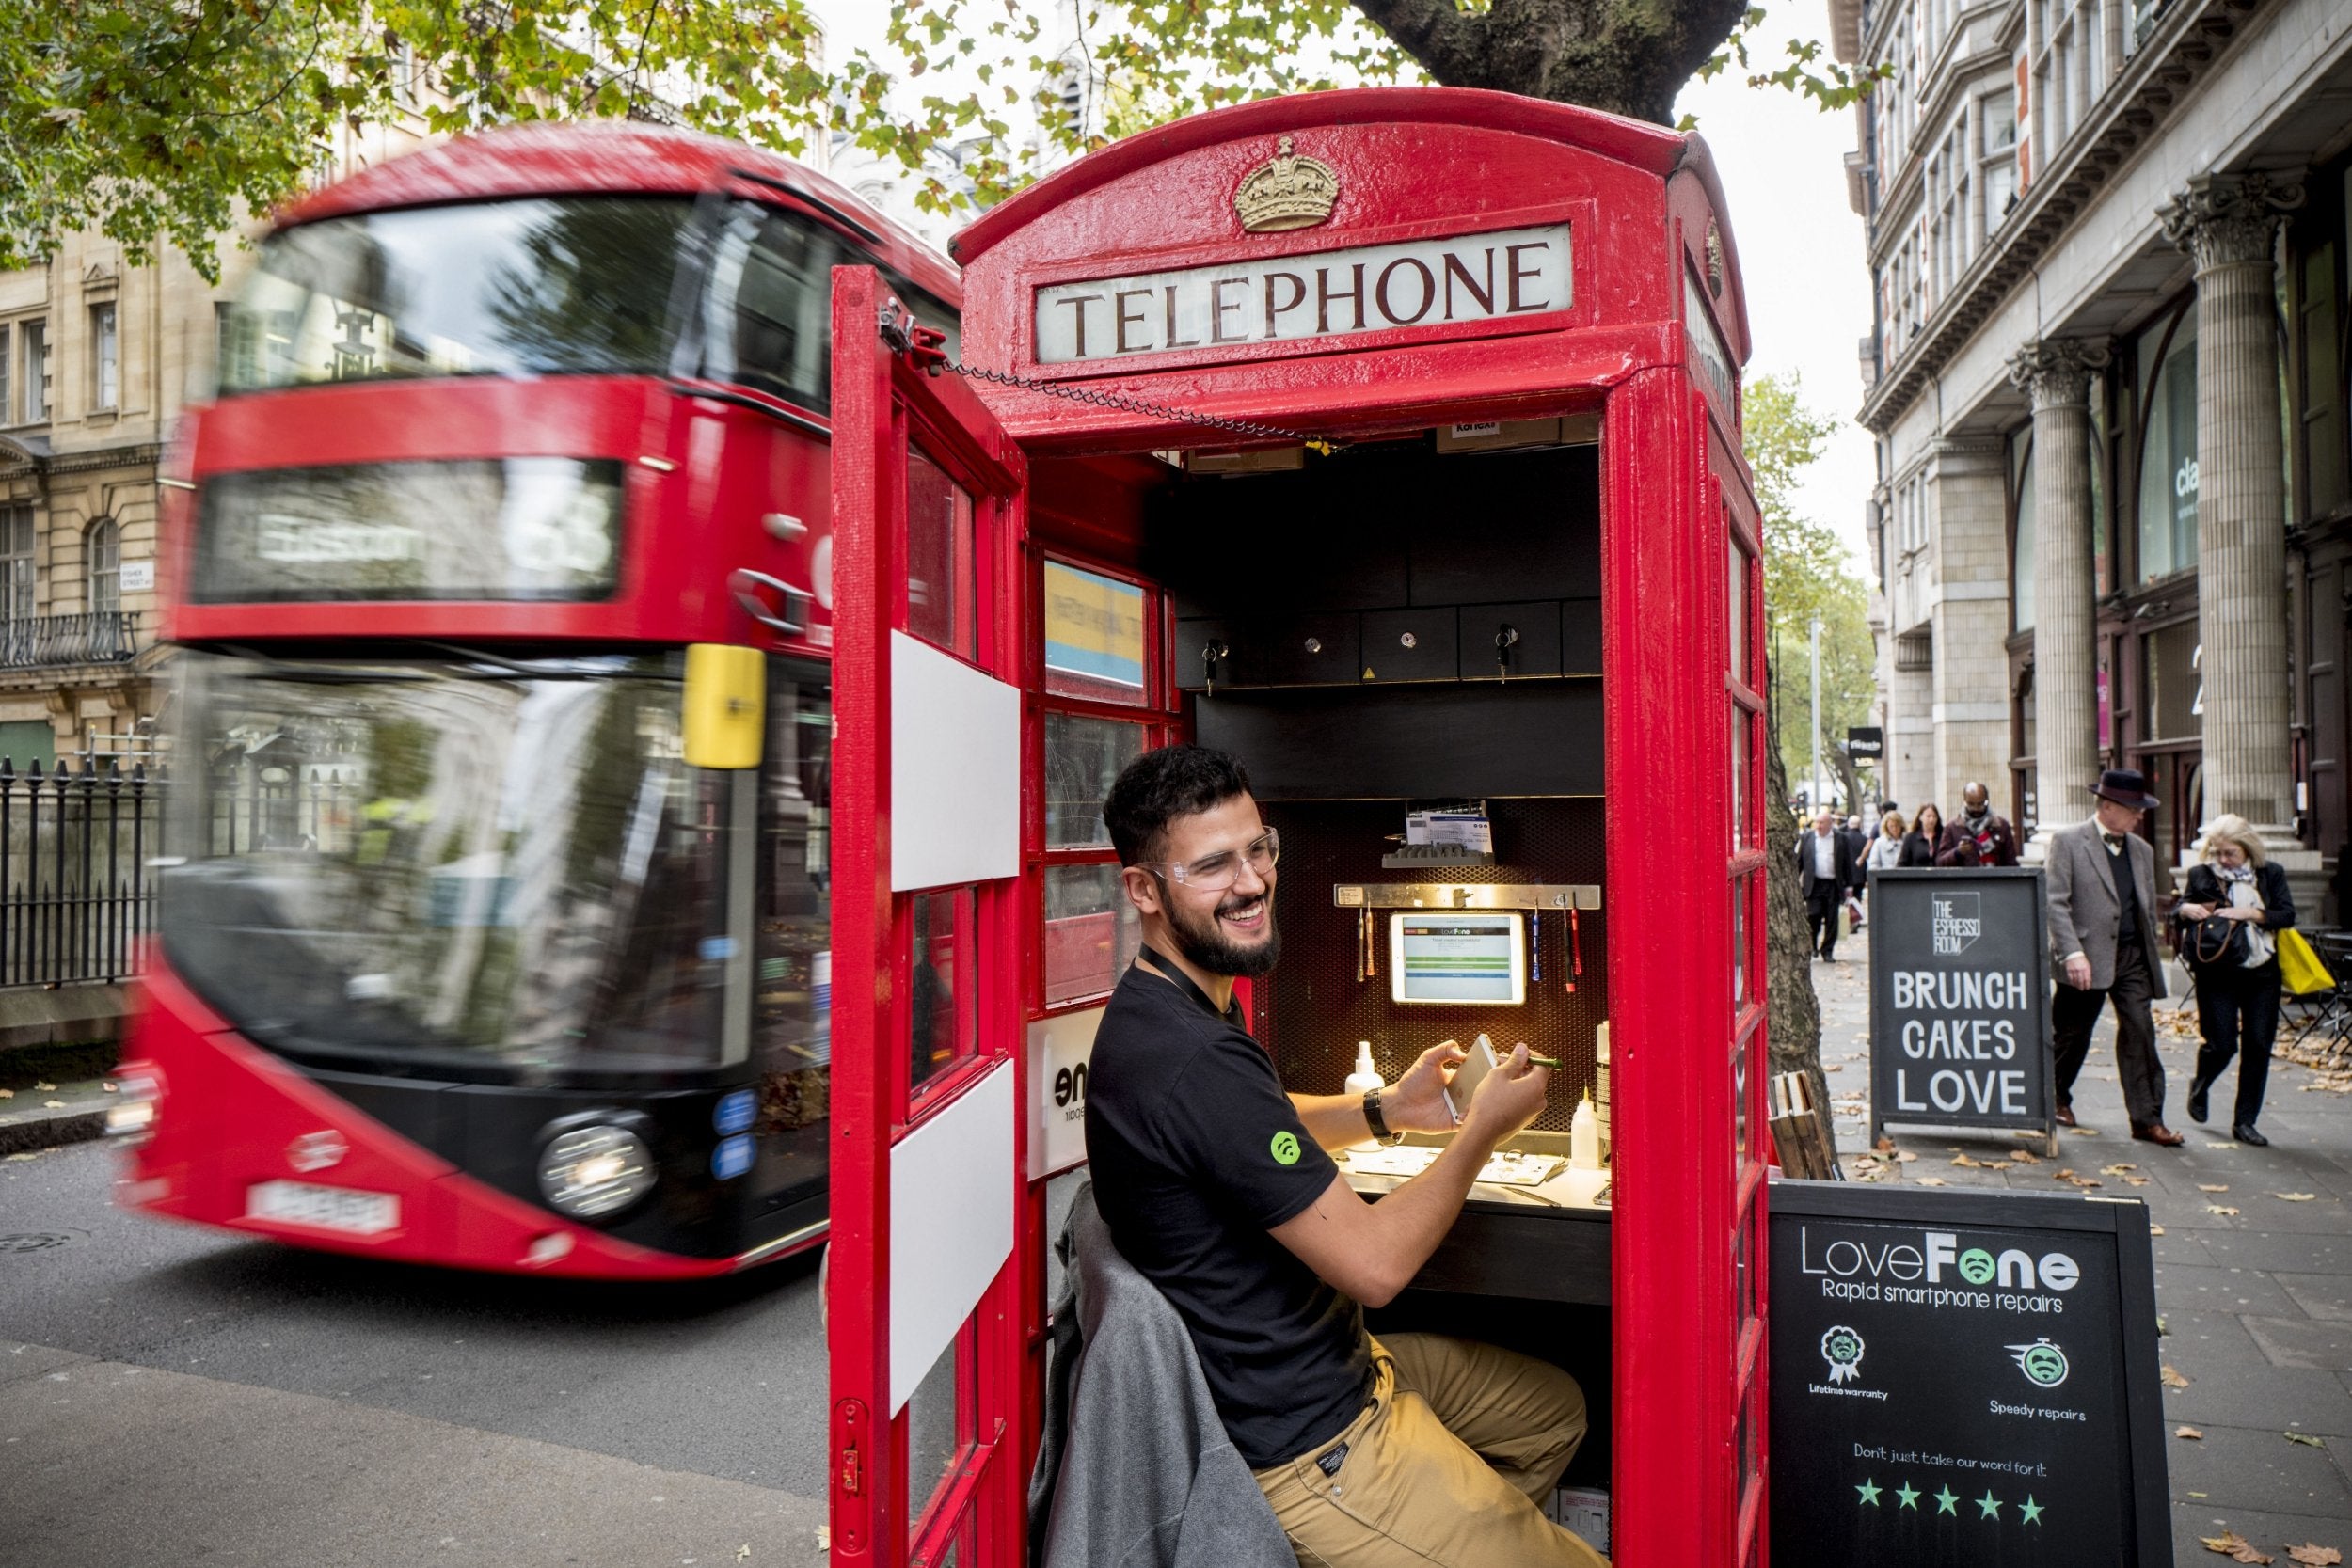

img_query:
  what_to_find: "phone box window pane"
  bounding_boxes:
[909,888,976,1091]
[907,448,976,657]
[1044,863,1142,1006]
[1046,714,1146,849]
[1043,561,1148,702]
[1727,533,1749,685]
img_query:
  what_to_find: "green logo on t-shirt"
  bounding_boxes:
[1270,1130,1302,1165]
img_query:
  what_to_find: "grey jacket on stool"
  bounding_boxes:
[1028,1181,1295,1568]
[2045,818,2169,995]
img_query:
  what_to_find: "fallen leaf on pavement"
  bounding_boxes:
[1896,1151,1918,1163]
[2162,1366,2193,1388]
[3,1151,39,1162]
[2151,1224,2167,1234]
[2071,1126,2102,1135]
[2178,1425,2205,1439]
[101,1082,117,1093]
[2210,1205,2243,1216]
[816,1526,830,1551]
[1987,1161,2014,1171]
[41,1100,65,1109]
[2202,1532,2275,1564]
[1914,1177,1947,1186]
[2287,1432,2327,1449]
[2287,1545,2343,1565]
[737,1546,751,1562]
[2010,1148,2043,1164]
[2200,1184,2232,1193]
[0,1087,13,1098]
[2101,1164,2139,1175]
[33,1082,54,1091]
[1953,1153,1983,1166]
[2278,1193,2318,1202]
[2208,1141,2241,1148]
[1826,1064,1844,1072]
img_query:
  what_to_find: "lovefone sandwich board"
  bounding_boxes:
[1768,1180,2170,1567]
[1867,867,2058,1156]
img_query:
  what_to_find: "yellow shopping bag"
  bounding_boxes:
[2280,927,2334,995]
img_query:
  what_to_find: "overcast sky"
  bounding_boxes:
[810,0,1878,561]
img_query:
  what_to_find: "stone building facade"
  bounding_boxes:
[1841,0,2352,910]
[0,119,433,770]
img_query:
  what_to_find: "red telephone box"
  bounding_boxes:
[826,87,1769,1567]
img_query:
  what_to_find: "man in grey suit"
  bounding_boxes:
[2046,768,2184,1146]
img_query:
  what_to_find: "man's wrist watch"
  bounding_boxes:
[1363,1085,1406,1145]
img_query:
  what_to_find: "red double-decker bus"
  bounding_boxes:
[109,123,960,1279]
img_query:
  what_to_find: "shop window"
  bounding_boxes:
[87,519,119,615]
[2298,239,2346,518]
[1045,713,1145,850]
[906,446,977,658]
[2142,620,2200,743]
[2011,436,2036,630]
[1043,561,1149,703]
[1043,863,1142,1006]
[908,886,977,1092]
[2136,309,2198,581]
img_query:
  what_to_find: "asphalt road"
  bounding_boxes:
[0,1139,833,1568]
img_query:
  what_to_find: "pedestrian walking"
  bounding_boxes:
[2176,813,2296,1147]
[1900,803,1943,867]
[1935,782,2022,867]
[1797,811,1857,961]
[2046,768,2184,1146]
[1867,810,1909,874]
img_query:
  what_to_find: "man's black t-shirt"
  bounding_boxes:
[1085,958,1372,1469]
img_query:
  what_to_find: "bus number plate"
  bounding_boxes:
[246,1180,400,1236]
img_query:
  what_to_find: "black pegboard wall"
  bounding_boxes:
[1255,798,1607,1132]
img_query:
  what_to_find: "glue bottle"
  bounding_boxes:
[1345,1042,1383,1151]
[1570,1088,1602,1171]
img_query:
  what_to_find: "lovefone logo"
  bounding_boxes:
[1931,892,1982,956]
[2009,1338,2071,1388]
[1821,1325,1867,1385]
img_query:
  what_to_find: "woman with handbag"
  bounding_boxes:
[2175,813,2296,1146]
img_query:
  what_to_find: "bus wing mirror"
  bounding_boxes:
[683,644,766,769]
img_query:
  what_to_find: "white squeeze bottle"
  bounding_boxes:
[1594,1021,1612,1159]
[1570,1088,1602,1170]
[1345,1042,1384,1152]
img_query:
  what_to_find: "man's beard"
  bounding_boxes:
[1166,888,1281,979]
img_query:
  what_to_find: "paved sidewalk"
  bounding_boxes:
[1813,927,2352,1566]
[0,1073,112,1154]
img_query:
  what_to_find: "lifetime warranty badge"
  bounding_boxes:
[1821,1325,1867,1385]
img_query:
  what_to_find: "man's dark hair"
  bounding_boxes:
[1104,745,1252,866]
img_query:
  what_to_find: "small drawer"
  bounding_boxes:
[1460,602,1564,681]
[1359,609,1458,684]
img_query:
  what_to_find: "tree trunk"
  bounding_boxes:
[1352,0,1751,125]
[1765,721,1832,1154]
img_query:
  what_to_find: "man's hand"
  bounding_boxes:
[1384,1040,1466,1133]
[1460,1043,1549,1148]
[2063,955,2092,990]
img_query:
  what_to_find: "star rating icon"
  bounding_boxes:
[1896,1481,1921,1510]
[2020,1496,2045,1526]
[1977,1491,2003,1520]
[1855,1479,1883,1506]
[1934,1485,1960,1515]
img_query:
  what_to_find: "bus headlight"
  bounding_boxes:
[536,1122,655,1220]
[106,1071,162,1143]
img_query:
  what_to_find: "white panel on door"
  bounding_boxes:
[891,629,1021,892]
[888,1059,1017,1414]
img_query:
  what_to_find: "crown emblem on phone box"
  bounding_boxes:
[1235,136,1339,232]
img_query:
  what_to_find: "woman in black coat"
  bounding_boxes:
[1898,802,1942,867]
[2176,813,2296,1146]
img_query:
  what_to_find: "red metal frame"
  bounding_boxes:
[826,263,1033,1565]
[831,87,1767,1564]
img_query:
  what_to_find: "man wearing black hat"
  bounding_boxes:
[2045,768,2184,1145]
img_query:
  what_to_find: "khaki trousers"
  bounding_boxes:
[1252,1334,1609,1568]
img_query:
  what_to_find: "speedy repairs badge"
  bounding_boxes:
[1821,1325,1867,1385]
[2008,1338,2071,1388]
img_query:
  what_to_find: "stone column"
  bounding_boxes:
[2008,339,2107,851]
[2158,174,2310,860]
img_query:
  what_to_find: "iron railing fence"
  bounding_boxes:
[0,755,167,987]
